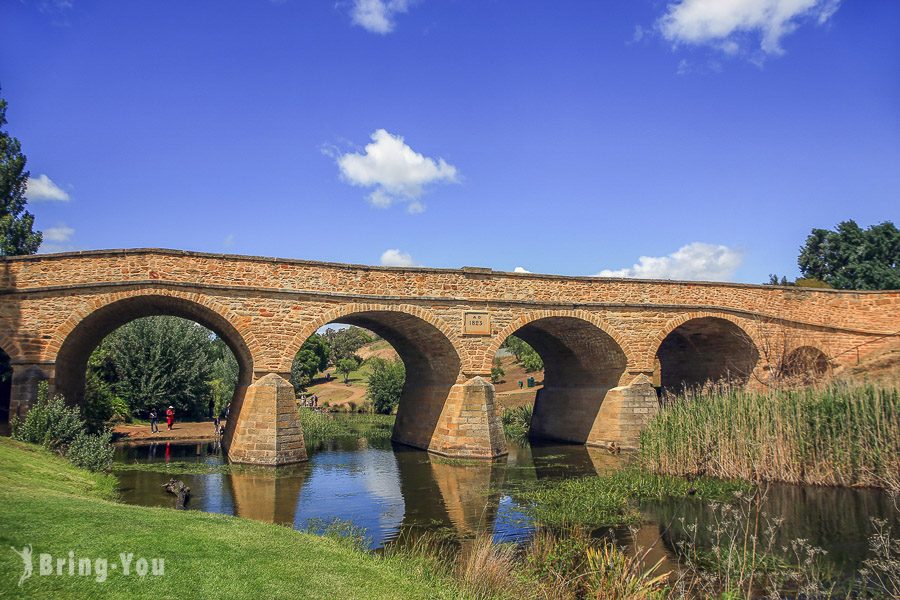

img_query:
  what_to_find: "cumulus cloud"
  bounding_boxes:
[38,223,76,253]
[596,242,742,281]
[25,174,70,202]
[658,0,841,55]
[43,224,75,243]
[380,248,417,267]
[514,267,531,273]
[336,129,459,213]
[350,0,411,34]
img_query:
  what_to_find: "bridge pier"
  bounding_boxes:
[226,373,307,466]
[423,376,508,459]
[586,374,659,450]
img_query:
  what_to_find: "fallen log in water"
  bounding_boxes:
[163,478,191,509]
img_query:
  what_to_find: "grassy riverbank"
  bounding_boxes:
[640,383,900,490]
[0,437,467,599]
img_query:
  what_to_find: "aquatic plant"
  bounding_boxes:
[298,408,395,443]
[517,467,748,529]
[501,405,532,443]
[640,383,900,490]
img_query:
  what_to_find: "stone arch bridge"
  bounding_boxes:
[1,249,897,465]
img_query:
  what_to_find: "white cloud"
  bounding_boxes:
[596,242,742,281]
[514,266,531,273]
[350,0,411,34]
[223,234,235,247]
[380,248,417,267]
[336,129,459,213]
[658,0,841,55]
[25,174,70,202]
[43,224,75,243]
[38,223,76,253]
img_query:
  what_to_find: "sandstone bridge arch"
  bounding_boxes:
[652,313,762,395]
[486,311,641,446]
[0,249,896,465]
[52,292,256,413]
[281,303,499,456]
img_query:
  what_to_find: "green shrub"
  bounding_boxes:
[367,358,405,415]
[12,384,84,452]
[66,431,115,472]
[12,382,115,472]
[501,405,532,443]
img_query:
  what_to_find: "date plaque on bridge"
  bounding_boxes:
[463,311,491,336]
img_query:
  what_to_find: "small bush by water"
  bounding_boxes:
[501,405,532,443]
[11,383,114,471]
[640,383,900,490]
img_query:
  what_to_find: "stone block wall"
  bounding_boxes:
[0,249,896,462]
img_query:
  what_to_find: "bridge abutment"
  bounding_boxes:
[226,373,307,466]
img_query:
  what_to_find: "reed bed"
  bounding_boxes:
[640,383,900,490]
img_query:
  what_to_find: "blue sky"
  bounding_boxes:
[2,0,898,283]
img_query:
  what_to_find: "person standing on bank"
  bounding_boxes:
[165,405,175,431]
[149,408,159,434]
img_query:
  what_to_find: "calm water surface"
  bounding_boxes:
[114,427,899,577]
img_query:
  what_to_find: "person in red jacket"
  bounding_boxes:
[165,405,175,431]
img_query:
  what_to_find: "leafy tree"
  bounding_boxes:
[490,356,504,383]
[502,336,530,361]
[521,349,544,373]
[290,333,330,393]
[501,335,543,372]
[326,326,372,364]
[0,93,42,255]
[83,338,127,430]
[207,337,239,418]
[336,357,360,384]
[366,358,405,415]
[103,316,215,419]
[798,220,900,290]
[765,274,832,288]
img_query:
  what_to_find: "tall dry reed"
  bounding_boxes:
[640,383,900,490]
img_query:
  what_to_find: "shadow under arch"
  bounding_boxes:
[779,345,829,381]
[655,316,759,395]
[0,345,10,427]
[295,306,463,452]
[503,316,628,444]
[53,294,254,420]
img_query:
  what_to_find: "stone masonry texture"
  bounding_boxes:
[1,249,897,462]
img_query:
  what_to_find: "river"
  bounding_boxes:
[113,420,899,582]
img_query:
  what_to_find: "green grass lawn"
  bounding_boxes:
[0,438,467,599]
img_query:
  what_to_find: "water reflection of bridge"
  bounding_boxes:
[223,442,633,544]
